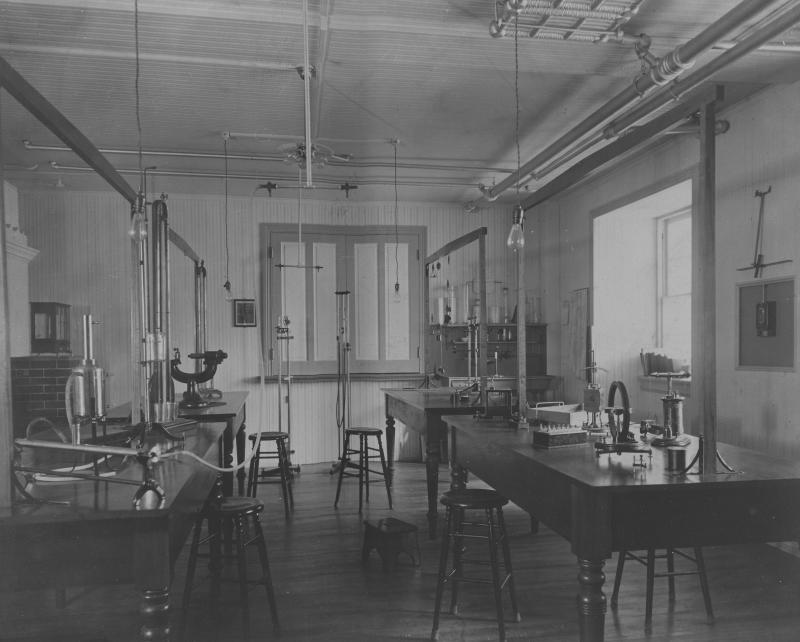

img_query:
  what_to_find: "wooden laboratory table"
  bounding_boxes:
[108,390,249,497]
[443,415,800,642]
[383,388,478,538]
[1,421,225,641]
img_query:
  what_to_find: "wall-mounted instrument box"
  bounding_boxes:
[30,301,71,354]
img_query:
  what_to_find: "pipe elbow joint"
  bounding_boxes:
[489,20,506,38]
[478,184,499,202]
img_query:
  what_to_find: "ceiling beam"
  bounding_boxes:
[521,84,720,210]
[0,54,137,204]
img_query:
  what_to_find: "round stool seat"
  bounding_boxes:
[346,426,383,436]
[248,431,290,442]
[214,496,265,516]
[440,488,509,510]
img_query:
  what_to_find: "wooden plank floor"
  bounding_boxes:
[2,461,799,641]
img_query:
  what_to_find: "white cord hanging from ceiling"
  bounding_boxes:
[302,0,312,186]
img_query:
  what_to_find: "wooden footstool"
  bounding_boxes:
[362,517,421,572]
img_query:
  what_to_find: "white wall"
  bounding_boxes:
[20,190,514,464]
[534,80,800,460]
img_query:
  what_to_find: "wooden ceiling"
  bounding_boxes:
[1,0,800,205]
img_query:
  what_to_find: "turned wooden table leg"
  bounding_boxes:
[385,415,396,486]
[448,425,467,491]
[425,432,441,539]
[139,586,171,641]
[577,558,606,642]
[222,421,234,496]
[134,521,172,641]
[236,418,247,496]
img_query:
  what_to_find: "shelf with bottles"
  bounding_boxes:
[426,322,547,378]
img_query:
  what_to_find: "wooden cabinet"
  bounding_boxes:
[426,322,547,381]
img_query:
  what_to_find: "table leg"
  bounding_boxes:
[139,586,171,640]
[134,521,172,641]
[448,426,467,491]
[222,420,234,497]
[236,419,247,496]
[425,433,441,539]
[385,415,396,486]
[577,558,606,642]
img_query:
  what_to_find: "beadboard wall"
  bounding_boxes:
[20,192,525,464]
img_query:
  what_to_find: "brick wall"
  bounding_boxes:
[11,355,82,438]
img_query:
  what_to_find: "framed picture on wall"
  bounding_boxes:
[233,299,257,327]
[737,278,794,369]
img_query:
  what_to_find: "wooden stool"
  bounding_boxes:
[362,517,421,571]
[181,495,279,639]
[246,431,294,518]
[610,547,713,633]
[431,488,521,641]
[334,427,392,512]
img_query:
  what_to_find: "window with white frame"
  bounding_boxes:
[657,209,691,357]
[592,179,693,383]
[263,224,424,375]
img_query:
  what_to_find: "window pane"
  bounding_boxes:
[313,243,337,361]
[354,243,379,360]
[665,214,691,296]
[384,242,409,360]
[280,241,307,362]
[662,293,691,359]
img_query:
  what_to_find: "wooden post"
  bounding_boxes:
[694,93,719,472]
[0,94,13,507]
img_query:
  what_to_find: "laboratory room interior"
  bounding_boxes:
[1,1,800,641]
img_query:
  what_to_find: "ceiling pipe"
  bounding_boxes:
[23,139,513,174]
[518,3,800,186]
[480,0,785,203]
[37,161,480,189]
[602,1,800,139]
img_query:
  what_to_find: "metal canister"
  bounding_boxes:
[662,393,684,440]
[667,446,687,471]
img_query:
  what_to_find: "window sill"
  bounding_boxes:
[249,372,426,384]
[637,375,691,396]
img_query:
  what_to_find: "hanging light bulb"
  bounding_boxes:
[507,204,525,251]
[128,192,148,240]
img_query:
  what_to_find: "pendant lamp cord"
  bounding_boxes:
[514,15,521,203]
[223,136,231,293]
[134,0,143,191]
[393,141,399,294]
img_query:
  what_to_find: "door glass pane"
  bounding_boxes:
[665,214,691,296]
[313,242,337,361]
[384,242,409,360]
[354,243,379,360]
[280,241,307,362]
